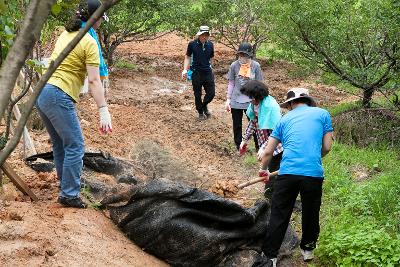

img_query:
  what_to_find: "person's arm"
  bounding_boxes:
[322,131,333,157]
[255,62,263,81]
[87,65,112,133]
[225,80,234,112]
[87,65,106,107]
[260,137,280,170]
[182,55,191,80]
[243,120,256,142]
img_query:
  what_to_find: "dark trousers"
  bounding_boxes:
[263,174,323,258]
[231,108,259,150]
[264,152,283,199]
[191,70,215,114]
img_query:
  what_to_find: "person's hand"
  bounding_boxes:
[99,106,112,134]
[257,147,265,161]
[258,169,270,183]
[239,140,248,156]
[225,99,231,112]
[181,69,188,80]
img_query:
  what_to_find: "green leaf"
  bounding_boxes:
[51,3,62,16]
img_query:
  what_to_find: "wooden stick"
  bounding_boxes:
[1,161,38,201]
[12,93,37,158]
[237,171,279,189]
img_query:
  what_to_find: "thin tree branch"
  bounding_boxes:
[0,0,121,165]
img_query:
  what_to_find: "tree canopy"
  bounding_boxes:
[267,0,400,107]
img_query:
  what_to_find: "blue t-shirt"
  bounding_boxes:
[186,39,214,73]
[271,105,333,178]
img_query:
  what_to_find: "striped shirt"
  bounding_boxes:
[243,119,284,156]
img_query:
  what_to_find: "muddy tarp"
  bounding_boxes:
[107,179,298,267]
[25,151,138,184]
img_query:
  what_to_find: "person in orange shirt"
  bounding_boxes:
[225,43,263,151]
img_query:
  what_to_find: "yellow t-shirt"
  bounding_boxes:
[47,31,100,102]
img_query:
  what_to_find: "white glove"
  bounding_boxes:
[99,106,112,134]
[181,69,187,80]
[225,99,231,112]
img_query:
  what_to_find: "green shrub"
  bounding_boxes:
[114,59,137,70]
[317,224,400,266]
[319,143,400,265]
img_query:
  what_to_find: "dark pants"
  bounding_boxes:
[231,108,259,150]
[191,70,215,114]
[264,152,283,199]
[262,174,323,258]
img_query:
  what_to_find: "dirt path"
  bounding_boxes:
[0,33,351,266]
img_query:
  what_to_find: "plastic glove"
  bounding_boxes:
[181,69,188,80]
[258,169,270,183]
[99,106,112,134]
[239,141,248,156]
[225,99,231,112]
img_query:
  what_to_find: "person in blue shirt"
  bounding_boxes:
[253,88,334,267]
[182,26,215,121]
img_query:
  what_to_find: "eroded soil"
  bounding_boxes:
[0,33,351,266]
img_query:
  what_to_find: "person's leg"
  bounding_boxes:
[231,108,244,150]
[264,152,283,199]
[202,71,215,114]
[36,103,64,181]
[191,71,204,115]
[262,174,300,259]
[299,177,323,251]
[36,85,65,182]
[41,87,85,199]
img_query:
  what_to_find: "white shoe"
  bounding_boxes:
[270,258,277,267]
[300,249,314,261]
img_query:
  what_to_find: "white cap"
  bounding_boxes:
[280,87,317,108]
[196,25,210,36]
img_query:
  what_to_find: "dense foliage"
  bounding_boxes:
[98,0,188,65]
[266,0,400,107]
[320,143,400,265]
[181,0,271,56]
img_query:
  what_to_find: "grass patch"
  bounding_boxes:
[243,154,257,167]
[80,185,102,210]
[317,143,400,265]
[114,59,138,70]
[327,100,361,116]
[318,72,360,95]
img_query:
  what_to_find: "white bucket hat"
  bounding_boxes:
[280,87,317,108]
[196,25,210,36]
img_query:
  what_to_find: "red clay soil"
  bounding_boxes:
[0,33,351,266]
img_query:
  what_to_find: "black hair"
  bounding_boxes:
[65,0,101,32]
[240,80,269,102]
[291,97,313,106]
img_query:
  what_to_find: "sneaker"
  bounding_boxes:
[204,107,212,117]
[252,253,277,267]
[300,249,314,262]
[198,113,207,121]
[58,196,87,209]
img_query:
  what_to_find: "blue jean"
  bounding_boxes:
[36,84,85,199]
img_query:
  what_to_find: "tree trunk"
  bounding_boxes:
[0,0,56,121]
[362,87,374,108]
[107,43,119,67]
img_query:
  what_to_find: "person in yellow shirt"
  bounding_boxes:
[36,0,112,208]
